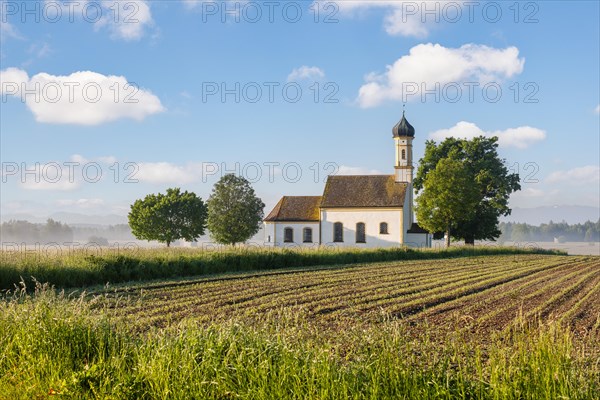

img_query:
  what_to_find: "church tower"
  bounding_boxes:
[392,110,415,184]
[392,111,415,226]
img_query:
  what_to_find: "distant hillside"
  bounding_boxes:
[502,206,600,225]
[0,212,128,226]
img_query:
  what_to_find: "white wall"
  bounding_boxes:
[263,222,276,246]
[265,222,320,248]
[320,209,403,248]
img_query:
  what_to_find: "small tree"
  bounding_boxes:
[415,158,479,247]
[128,188,207,247]
[206,174,265,246]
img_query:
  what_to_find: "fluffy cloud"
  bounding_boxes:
[287,66,325,82]
[331,1,456,38]
[546,166,600,185]
[357,43,525,108]
[135,162,202,185]
[0,68,164,125]
[429,121,546,149]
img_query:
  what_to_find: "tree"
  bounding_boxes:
[414,136,521,244]
[206,174,265,246]
[128,188,207,247]
[415,158,480,247]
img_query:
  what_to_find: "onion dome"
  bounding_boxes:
[392,111,415,138]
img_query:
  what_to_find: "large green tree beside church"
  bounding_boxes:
[414,136,521,245]
[415,158,480,247]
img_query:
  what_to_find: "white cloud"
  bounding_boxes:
[546,166,600,185]
[0,68,164,125]
[357,43,525,108]
[336,165,384,175]
[18,162,80,191]
[287,66,325,82]
[97,156,117,164]
[56,198,105,208]
[28,42,52,58]
[95,0,154,41]
[330,1,455,38]
[0,67,28,95]
[70,154,116,164]
[595,104,600,114]
[0,19,21,41]
[493,126,547,149]
[136,162,202,185]
[0,1,23,41]
[41,0,154,41]
[182,0,204,9]
[429,121,546,149]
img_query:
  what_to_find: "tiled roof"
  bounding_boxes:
[320,175,407,208]
[264,196,322,222]
[407,223,429,234]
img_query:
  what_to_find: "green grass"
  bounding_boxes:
[0,245,566,290]
[0,284,597,399]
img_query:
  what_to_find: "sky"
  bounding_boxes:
[1,0,599,222]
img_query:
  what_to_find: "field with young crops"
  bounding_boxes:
[96,254,600,336]
[1,253,599,399]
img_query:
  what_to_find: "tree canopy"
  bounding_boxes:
[415,158,480,247]
[128,188,207,247]
[414,136,521,244]
[206,174,265,246]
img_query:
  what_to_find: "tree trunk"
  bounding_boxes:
[166,241,171,248]
[445,227,451,248]
[465,235,475,246]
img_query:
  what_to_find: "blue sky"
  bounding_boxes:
[1,0,599,220]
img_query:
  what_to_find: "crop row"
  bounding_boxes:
[113,256,539,325]
[101,255,599,333]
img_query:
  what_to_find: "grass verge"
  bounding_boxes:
[0,245,566,290]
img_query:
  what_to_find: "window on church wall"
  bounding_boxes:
[380,222,388,235]
[333,222,343,243]
[401,149,406,160]
[356,223,366,243]
[284,227,294,243]
[303,227,313,243]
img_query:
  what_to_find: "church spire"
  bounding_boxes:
[393,109,414,183]
[392,109,415,138]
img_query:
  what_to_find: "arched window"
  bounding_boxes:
[333,222,344,243]
[380,222,389,235]
[356,222,366,243]
[303,227,313,243]
[284,227,294,243]
[401,149,406,160]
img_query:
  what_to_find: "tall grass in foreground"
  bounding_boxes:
[0,285,597,399]
[0,245,566,290]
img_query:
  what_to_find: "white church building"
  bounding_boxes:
[264,112,431,248]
